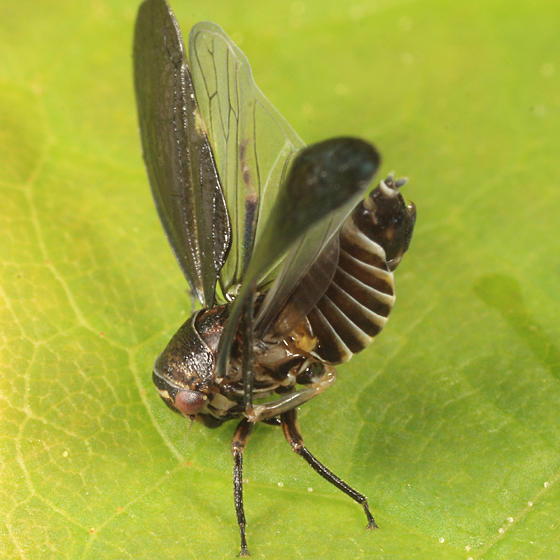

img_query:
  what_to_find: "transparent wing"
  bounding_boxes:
[254,210,343,339]
[188,22,305,295]
[133,0,231,307]
[216,138,381,379]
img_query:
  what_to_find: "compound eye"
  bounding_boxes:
[174,390,206,416]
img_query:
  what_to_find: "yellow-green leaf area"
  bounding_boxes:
[1,1,559,559]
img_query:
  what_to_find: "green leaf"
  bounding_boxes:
[1,1,559,559]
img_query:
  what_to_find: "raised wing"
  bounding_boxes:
[255,208,342,339]
[255,142,384,339]
[134,0,230,307]
[216,138,381,380]
[188,22,305,296]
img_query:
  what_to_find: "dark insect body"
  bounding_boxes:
[133,0,416,555]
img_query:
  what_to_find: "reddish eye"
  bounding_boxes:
[174,390,206,416]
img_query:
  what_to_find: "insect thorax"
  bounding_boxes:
[153,302,327,427]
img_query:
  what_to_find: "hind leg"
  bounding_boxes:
[280,408,377,529]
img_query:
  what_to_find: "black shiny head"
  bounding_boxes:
[152,311,217,418]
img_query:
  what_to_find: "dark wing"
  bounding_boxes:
[188,22,305,297]
[255,142,384,339]
[217,138,381,379]
[133,0,230,307]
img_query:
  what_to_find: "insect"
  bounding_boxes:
[133,0,416,555]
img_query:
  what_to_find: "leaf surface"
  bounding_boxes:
[1,1,559,559]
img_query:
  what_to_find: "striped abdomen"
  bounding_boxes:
[307,175,416,364]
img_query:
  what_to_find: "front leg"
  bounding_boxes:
[232,418,254,556]
[247,364,336,422]
[241,296,255,414]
